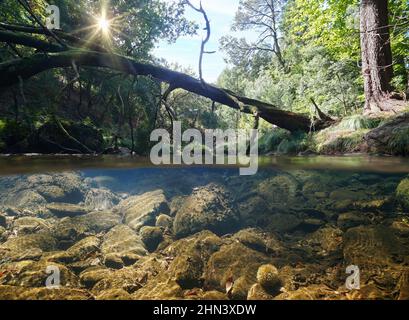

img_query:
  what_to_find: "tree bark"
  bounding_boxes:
[360,0,399,112]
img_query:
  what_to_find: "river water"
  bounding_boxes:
[0,155,408,300]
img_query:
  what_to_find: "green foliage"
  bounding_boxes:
[387,127,409,156]
[258,129,310,155]
[334,115,382,131]
[0,120,31,148]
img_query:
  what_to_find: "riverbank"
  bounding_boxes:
[259,112,409,156]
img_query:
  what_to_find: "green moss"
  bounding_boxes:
[396,179,409,211]
[314,129,367,154]
[259,129,310,155]
[387,127,409,156]
[335,115,381,131]
[0,120,31,149]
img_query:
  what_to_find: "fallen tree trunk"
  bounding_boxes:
[0,32,333,132]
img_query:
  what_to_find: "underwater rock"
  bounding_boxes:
[276,284,337,300]
[0,260,79,287]
[229,276,253,300]
[155,214,173,229]
[169,196,187,217]
[169,253,204,290]
[346,283,392,300]
[79,267,113,289]
[203,242,271,294]
[266,213,302,233]
[247,283,275,300]
[343,226,409,283]
[117,190,170,231]
[96,289,133,300]
[0,214,6,227]
[19,288,93,300]
[0,285,29,300]
[165,231,222,290]
[49,236,100,264]
[396,178,409,211]
[12,217,51,235]
[91,267,143,294]
[330,189,367,201]
[19,173,87,204]
[3,190,47,215]
[337,212,371,230]
[0,285,93,300]
[47,203,88,218]
[173,184,239,238]
[256,264,283,295]
[303,227,343,256]
[133,231,222,299]
[52,211,121,249]
[104,253,124,270]
[140,226,163,252]
[0,231,57,262]
[0,226,6,243]
[238,196,271,228]
[257,174,300,205]
[84,188,120,211]
[232,228,283,255]
[396,270,409,300]
[101,225,147,265]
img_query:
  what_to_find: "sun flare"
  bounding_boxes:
[97,17,110,32]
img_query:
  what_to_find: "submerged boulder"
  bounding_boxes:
[47,203,89,218]
[101,225,147,265]
[203,242,272,295]
[117,190,169,231]
[0,231,57,262]
[140,226,163,252]
[84,188,120,211]
[173,184,240,238]
[12,217,51,235]
[0,260,79,288]
[52,211,121,249]
[257,174,300,205]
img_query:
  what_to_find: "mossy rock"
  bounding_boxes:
[96,289,133,300]
[117,190,169,231]
[396,178,409,211]
[247,283,275,300]
[101,225,147,263]
[140,226,163,252]
[173,184,240,238]
[12,217,51,235]
[0,260,79,288]
[203,242,272,294]
[0,231,57,262]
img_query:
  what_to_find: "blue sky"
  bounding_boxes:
[153,0,255,82]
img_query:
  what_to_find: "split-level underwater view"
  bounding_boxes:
[0,155,409,300]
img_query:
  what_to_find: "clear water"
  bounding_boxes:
[0,155,409,300]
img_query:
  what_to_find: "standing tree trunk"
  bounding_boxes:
[360,0,396,113]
